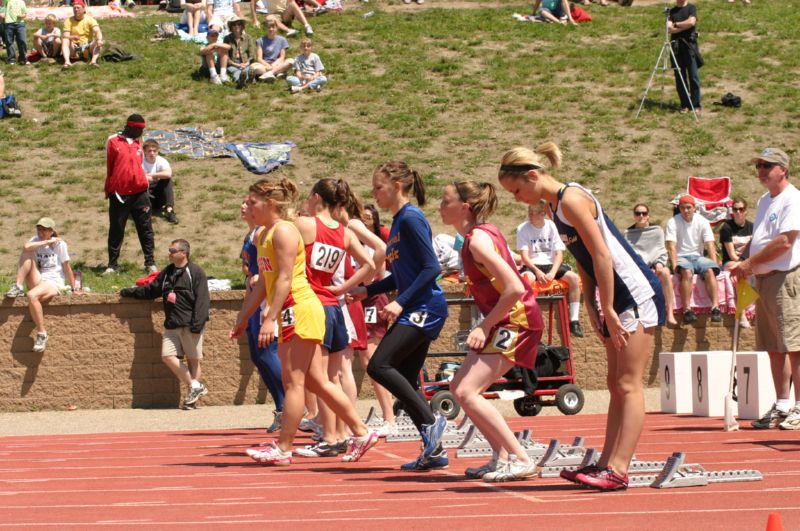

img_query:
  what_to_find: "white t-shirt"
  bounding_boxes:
[142,155,171,177]
[516,219,565,266]
[664,213,714,257]
[211,0,239,17]
[35,26,61,41]
[294,52,324,77]
[750,183,800,275]
[31,236,70,285]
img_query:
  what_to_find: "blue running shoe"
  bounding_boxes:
[422,413,447,458]
[400,450,449,472]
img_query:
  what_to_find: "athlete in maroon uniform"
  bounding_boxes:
[439,180,543,483]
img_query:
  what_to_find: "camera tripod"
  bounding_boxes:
[635,7,698,121]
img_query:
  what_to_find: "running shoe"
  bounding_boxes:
[32,332,49,353]
[376,420,398,438]
[299,417,320,433]
[575,467,629,491]
[266,410,282,433]
[5,284,24,298]
[184,383,208,405]
[295,441,343,457]
[246,441,292,466]
[710,307,722,323]
[752,404,788,429]
[422,413,447,458]
[480,459,509,482]
[779,405,800,430]
[483,457,537,482]
[560,464,599,484]
[341,430,379,462]
[400,449,449,471]
[464,456,498,479]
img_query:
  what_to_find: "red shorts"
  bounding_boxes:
[343,300,368,350]
[363,293,389,339]
[476,323,542,370]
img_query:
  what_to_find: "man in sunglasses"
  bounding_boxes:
[732,148,800,431]
[119,239,211,409]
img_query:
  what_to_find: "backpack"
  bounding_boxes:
[155,22,177,39]
[102,43,136,62]
[0,95,22,119]
[166,0,183,13]
[720,92,742,108]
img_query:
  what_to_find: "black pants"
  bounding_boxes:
[108,191,155,269]
[367,323,435,432]
[149,179,175,212]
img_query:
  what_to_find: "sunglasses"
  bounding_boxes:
[168,248,182,254]
[755,162,777,170]
[634,211,649,216]
[732,207,746,213]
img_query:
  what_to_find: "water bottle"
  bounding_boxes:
[363,11,374,19]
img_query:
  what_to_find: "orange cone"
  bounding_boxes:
[766,512,784,531]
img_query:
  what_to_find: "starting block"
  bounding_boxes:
[691,351,736,417]
[535,437,589,468]
[627,452,763,489]
[735,352,776,420]
[363,407,383,428]
[441,417,474,448]
[659,351,694,414]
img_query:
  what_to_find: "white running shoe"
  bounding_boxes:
[779,405,800,430]
[32,332,49,353]
[464,456,498,479]
[247,441,292,466]
[376,420,398,438]
[341,431,379,462]
[483,457,537,482]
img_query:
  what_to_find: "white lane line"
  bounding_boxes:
[317,492,371,497]
[317,508,379,514]
[205,514,263,519]
[430,503,487,509]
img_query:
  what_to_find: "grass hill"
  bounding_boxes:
[1,0,797,292]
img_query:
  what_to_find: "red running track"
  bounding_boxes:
[0,413,799,530]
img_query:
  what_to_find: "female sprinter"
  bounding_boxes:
[498,143,664,491]
[231,178,378,466]
[239,198,285,433]
[350,161,449,471]
[439,180,544,482]
[293,178,377,458]
[332,193,398,437]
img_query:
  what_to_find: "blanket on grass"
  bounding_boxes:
[144,127,231,159]
[27,6,135,21]
[225,141,295,174]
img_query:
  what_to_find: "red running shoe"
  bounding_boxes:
[575,467,629,491]
[560,465,599,484]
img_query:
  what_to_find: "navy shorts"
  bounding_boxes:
[323,304,350,353]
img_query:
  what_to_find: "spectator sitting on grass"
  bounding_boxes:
[199,27,229,84]
[532,0,576,25]
[5,217,79,354]
[207,0,241,32]
[0,69,22,118]
[33,15,62,61]
[250,0,313,37]
[255,17,292,82]
[61,0,103,69]
[221,16,266,88]
[287,38,326,94]
[143,139,178,224]
[181,0,206,36]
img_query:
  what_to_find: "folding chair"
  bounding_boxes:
[671,176,733,226]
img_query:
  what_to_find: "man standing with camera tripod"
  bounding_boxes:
[668,0,702,115]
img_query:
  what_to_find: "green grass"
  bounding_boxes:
[1,0,798,291]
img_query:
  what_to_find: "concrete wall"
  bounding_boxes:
[0,285,756,412]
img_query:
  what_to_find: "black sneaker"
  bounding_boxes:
[569,320,584,338]
[683,310,697,324]
[710,307,722,323]
[294,441,343,457]
[165,210,178,224]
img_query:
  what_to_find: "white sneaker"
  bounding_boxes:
[33,332,49,353]
[258,71,276,82]
[102,267,118,276]
[5,284,25,298]
[403,0,411,3]
[290,85,302,93]
[285,29,298,37]
[480,459,509,482]
[145,265,158,274]
[779,405,800,430]
[483,456,536,482]
[304,24,314,35]
[415,0,424,3]
[210,75,222,85]
[220,71,230,83]
[376,420,398,438]
[464,456,498,479]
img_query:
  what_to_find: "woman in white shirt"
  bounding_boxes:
[5,217,77,353]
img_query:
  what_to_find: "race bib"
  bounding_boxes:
[408,311,428,328]
[310,242,344,273]
[491,327,517,351]
[281,307,295,327]
[364,306,377,324]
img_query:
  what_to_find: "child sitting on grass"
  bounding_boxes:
[33,14,62,61]
[143,139,179,224]
[286,38,326,93]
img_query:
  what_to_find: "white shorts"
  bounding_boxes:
[209,13,236,29]
[618,297,659,333]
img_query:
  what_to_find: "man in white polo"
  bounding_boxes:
[732,148,800,430]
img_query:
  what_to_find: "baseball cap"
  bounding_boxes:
[678,195,695,206]
[73,0,86,7]
[751,147,790,169]
[36,217,56,229]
